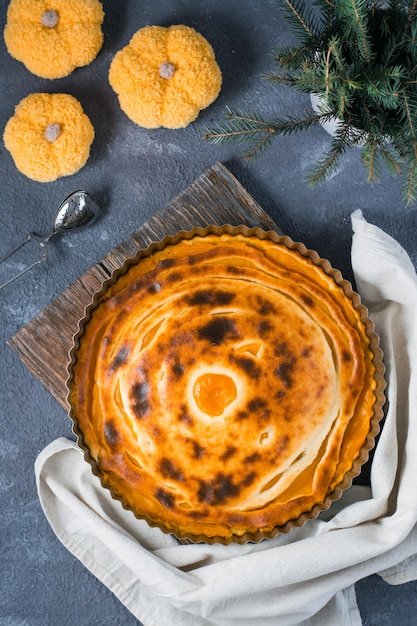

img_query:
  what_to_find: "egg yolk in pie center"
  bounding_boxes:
[193,373,237,416]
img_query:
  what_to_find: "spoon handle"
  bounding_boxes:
[0,232,49,290]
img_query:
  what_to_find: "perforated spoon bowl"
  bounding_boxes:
[0,190,101,290]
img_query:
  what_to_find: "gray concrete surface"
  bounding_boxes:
[1,1,417,624]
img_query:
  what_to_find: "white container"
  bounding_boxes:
[310,92,367,145]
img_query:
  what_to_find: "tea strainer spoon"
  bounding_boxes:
[0,190,101,291]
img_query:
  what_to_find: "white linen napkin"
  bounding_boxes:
[35,210,417,625]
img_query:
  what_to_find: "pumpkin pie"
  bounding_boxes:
[67,227,385,543]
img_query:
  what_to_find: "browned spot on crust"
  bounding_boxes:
[159,458,184,481]
[274,343,297,389]
[159,258,176,270]
[198,317,239,345]
[167,271,183,282]
[244,452,261,464]
[274,342,289,357]
[189,510,207,519]
[130,382,150,417]
[147,281,161,294]
[171,361,185,379]
[191,440,206,460]
[155,488,175,509]
[242,471,257,486]
[256,295,276,316]
[230,355,261,379]
[129,278,145,295]
[197,473,240,505]
[178,405,194,426]
[301,293,314,307]
[187,290,235,306]
[220,446,237,462]
[276,435,289,457]
[316,384,325,398]
[274,358,296,388]
[258,320,273,337]
[150,424,162,439]
[169,330,194,349]
[110,345,130,371]
[247,397,267,412]
[104,420,119,446]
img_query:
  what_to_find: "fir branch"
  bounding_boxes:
[201,108,276,147]
[327,36,345,73]
[376,142,403,177]
[407,19,417,62]
[278,0,318,38]
[382,1,413,67]
[307,117,355,185]
[361,138,402,183]
[362,139,380,182]
[405,0,417,32]
[324,44,332,100]
[241,128,279,160]
[274,44,314,69]
[202,107,331,160]
[353,98,387,137]
[336,0,372,64]
[402,88,417,163]
[365,68,403,110]
[402,160,417,205]
[265,68,326,94]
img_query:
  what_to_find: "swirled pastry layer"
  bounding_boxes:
[69,231,378,541]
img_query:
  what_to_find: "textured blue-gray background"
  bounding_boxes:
[1,1,417,624]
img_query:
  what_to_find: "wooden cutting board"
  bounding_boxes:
[7,163,282,410]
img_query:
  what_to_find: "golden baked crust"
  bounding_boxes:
[68,230,380,542]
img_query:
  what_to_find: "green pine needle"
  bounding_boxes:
[278,0,320,38]
[335,0,373,64]
[202,107,332,160]
[307,117,358,186]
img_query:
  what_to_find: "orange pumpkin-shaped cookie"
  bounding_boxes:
[4,0,104,79]
[3,93,95,182]
[109,25,222,129]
